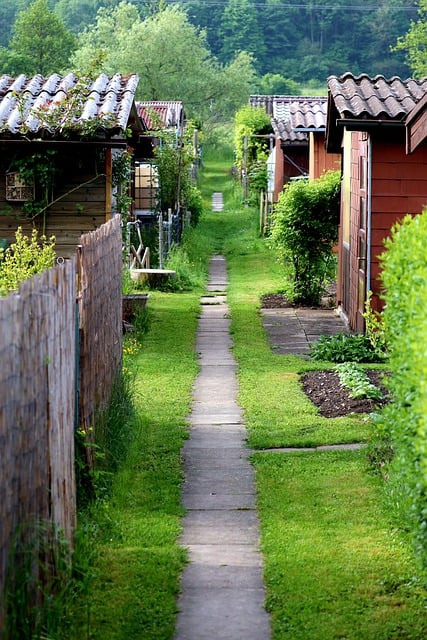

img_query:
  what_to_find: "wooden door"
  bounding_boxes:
[356,155,367,332]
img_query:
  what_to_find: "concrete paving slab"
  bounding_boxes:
[196,356,237,367]
[180,563,264,589]
[182,493,257,510]
[180,510,261,545]
[182,470,255,493]
[187,414,243,425]
[184,543,264,566]
[175,588,270,640]
[191,386,239,402]
[200,295,227,305]
[260,305,347,356]
[206,284,227,292]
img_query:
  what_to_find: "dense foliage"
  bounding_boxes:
[0,0,75,75]
[394,0,427,77]
[0,0,417,89]
[233,105,272,202]
[376,210,427,571]
[310,332,386,364]
[0,227,56,295]
[270,170,341,305]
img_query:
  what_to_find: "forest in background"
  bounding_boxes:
[0,0,418,85]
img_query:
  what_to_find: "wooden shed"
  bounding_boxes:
[250,95,340,202]
[0,72,142,257]
[133,100,186,215]
[326,73,427,332]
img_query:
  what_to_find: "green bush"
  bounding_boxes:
[270,170,341,305]
[186,185,204,226]
[378,210,427,570]
[0,227,56,295]
[310,332,385,363]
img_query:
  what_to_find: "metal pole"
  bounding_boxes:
[243,134,248,206]
[158,211,163,269]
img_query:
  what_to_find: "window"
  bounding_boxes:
[6,171,35,202]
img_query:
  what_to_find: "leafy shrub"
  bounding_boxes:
[270,170,341,305]
[233,105,272,203]
[310,332,384,363]
[186,185,204,226]
[0,227,56,295]
[378,210,427,569]
[363,290,388,358]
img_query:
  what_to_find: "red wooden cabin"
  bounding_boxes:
[326,73,427,332]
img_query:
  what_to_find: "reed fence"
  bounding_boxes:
[0,216,123,634]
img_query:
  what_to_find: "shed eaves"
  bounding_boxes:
[327,73,427,121]
[0,72,139,137]
[136,101,184,130]
[271,118,308,144]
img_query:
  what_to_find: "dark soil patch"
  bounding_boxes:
[262,288,336,310]
[262,293,294,308]
[301,369,390,418]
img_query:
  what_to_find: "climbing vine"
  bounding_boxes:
[112,147,133,223]
[9,150,59,232]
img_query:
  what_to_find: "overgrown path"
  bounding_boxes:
[175,255,271,639]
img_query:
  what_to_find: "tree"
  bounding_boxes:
[394,0,427,77]
[0,0,76,75]
[256,74,301,96]
[54,0,103,34]
[218,0,265,72]
[71,2,256,125]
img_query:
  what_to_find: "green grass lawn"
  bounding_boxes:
[61,147,426,640]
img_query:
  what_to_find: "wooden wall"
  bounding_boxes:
[309,133,341,180]
[0,260,77,629]
[0,143,111,258]
[339,129,427,331]
[78,217,123,429]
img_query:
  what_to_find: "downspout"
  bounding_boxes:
[366,135,373,302]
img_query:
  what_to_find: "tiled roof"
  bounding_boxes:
[272,118,307,144]
[327,73,427,121]
[271,97,327,144]
[0,72,140,138]
[249,95,277,115]
[136,101,184,130]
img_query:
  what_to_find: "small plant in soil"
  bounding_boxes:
[311,332,386,363]
[334,362,383,400]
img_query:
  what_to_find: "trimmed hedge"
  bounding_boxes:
[379,211,427,570]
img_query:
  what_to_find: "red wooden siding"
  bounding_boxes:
[310,133,340,179]
[340,131,427,331]
[370,141,427,310]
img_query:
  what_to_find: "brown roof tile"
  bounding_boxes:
[271,97,327,144]
[0,72,139,137]
[327,73,427,121]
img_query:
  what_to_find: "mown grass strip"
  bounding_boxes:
[64,293,201,639]
[255,450,427,640]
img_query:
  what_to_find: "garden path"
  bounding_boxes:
[174,254,271,640]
